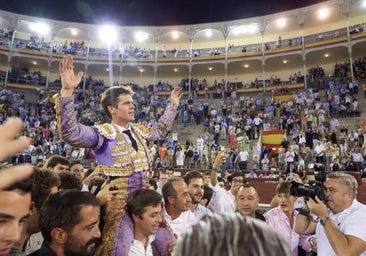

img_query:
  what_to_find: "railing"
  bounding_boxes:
[1,27,364,64]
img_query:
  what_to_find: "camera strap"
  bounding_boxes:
[295,207,310,217]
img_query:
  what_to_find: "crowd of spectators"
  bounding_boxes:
[2,18,366,256]
[52,40,86,55]
[335,57,366,80]
[0,120,298,256]
[349,23,365,34]
[146,75,364,178]
[0,55,365,184]
[7,66,46,86]
[2,115,363,255]
[308,66,325,81]
[1,22,364,61]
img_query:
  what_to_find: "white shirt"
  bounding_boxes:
[129,235,155,256]
[162,207,198,237]
[71,149,81,159]
[299,136,306,144]
[253,117,262,125]
[245,172,258,178]
[314,144,325,156]
[114,123,138,141]
[316,199,366,256]
[25,232,43,254]
[238,150,249,161]
[150,146,157,156]
[207,183,235,214]
[175,150,185,166]
[352,152,363,162]
[263,122,271,131]
[191,203,212,219]
[196,137,204,147]
[285,150,295,162]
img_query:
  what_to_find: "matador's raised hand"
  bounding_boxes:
[59,55,83,97]
[170,86,183,109]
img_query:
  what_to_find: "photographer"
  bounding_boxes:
[294,172,366,255]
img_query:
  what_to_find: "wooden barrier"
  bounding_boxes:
[357,185,366,204]
[244,178,279,204]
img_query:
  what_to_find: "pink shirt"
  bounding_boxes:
[265,207,312,256]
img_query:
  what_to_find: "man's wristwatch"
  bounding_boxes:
[320,216,330,226]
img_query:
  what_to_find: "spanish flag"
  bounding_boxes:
[273,92,293,102]
[262,130,286,148]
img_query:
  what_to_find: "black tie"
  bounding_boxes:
[123,130,138,151]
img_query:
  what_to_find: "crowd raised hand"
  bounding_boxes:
[0,118,34,189]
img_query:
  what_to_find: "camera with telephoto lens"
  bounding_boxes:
[289,163,327,203]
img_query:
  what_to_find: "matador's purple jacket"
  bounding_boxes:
[55,95,176,256]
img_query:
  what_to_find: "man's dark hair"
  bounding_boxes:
[148,178,158,190]
[242,182,257,189]
[101,86,134,118]
[39,190,99,245]
[239,183,259,196]
[217,177,225,182]
[58,172,83,190]
[127,189,162,219]
[31,168,61,209]
[84,168,94,179]
[203,171,211,177]
[2,170,32,195]
[184,171,203,185]
[276,181,292,195]
[202,185,213,206]
[46,155,70,169]
[69,160,83,169]
[162,177,183,204]
[165,166,174,172]
[228,171,244,183]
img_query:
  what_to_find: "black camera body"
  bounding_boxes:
[290,181,327,202]
[289,163,327,202]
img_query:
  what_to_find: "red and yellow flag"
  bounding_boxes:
[273,92,293,102]
[262,129,286,148]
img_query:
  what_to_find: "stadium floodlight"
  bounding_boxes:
[28,22,50,35]
[318,8,329,20]
[172,31,179,40]
[71,29,78,36]
[247,24,258,34]
[276,18,286,28]
[231,24,258,36]
[135,31,149,42]
[99,25,118,45]
[205,30,212,38]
